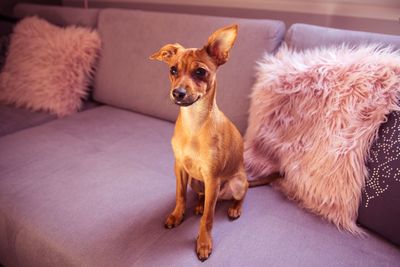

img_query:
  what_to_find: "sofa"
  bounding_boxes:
[0,3,399,266]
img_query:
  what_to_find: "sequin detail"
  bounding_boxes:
[364,111,400,207]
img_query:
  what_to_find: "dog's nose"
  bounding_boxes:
[172,88,187,100]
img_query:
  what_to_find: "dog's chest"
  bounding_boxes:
[172,136,205,180]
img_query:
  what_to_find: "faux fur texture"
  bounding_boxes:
[0,16,101,117]
[244,44,400,234]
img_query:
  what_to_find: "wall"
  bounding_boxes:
[0,0,62,16]
[63,0,400,35]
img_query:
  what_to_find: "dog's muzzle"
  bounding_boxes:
[171,87,200,107]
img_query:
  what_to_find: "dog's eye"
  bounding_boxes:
[170,66,178,76]
[194,67,207,78]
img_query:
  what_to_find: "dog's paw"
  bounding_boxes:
[228,206,242,220]
[164,213,184,229]
[194,203,204,216]
[196,234,212,261]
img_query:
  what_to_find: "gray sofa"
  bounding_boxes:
[0,4,399,267]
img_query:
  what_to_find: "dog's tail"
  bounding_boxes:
[248,173,282,188]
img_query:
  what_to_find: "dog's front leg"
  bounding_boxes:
[196,178,220,261]
[165,161,188,229]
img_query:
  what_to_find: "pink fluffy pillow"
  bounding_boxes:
[245,45,400,234]
[0,16,101,117]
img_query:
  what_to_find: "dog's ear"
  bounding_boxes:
[205,24,238,66]
[149,43,184,63]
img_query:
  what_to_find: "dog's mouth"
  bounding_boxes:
[172,95,201,107]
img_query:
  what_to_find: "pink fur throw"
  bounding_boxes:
[0,16,101,117]
[244,45,400,234]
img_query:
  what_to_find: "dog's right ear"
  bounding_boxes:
[149,43,184,63]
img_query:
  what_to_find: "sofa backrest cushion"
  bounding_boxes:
[14,4,99,28]
[93,9,285,133]
[285,23,400,51]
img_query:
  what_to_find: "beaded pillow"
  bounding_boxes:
[358,110,400,246]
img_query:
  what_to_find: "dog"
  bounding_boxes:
[150,25,279,261]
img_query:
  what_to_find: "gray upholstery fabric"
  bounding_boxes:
[94,9,285,134]
[0,101,100,137]
[285,23,400,51]
[0,105,56,137]
[1,106,399,266]
[14,3,99,28]
[0,106,176,267]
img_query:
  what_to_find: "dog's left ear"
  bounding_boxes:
[205,24,238,66]
[149,43,184,64]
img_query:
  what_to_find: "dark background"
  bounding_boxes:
[0,0,62,16]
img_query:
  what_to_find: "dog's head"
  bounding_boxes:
[150,25,238,107]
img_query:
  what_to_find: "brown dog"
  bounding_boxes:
[150,25,278,261]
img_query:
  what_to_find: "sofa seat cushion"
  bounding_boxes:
[0,100,100,137]
[0,106,399,266]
